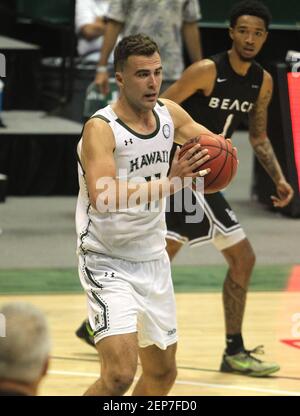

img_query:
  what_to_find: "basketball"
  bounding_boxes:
[179,134,238,194]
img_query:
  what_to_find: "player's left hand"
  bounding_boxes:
[271,179,294,208]
[221,137,239,164]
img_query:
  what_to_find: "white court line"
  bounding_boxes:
[175,379,300,396]
[49,370,300,396]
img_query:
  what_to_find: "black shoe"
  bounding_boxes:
[75,319,95,347]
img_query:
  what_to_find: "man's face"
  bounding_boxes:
[229,15,268,61]
[116,52,162,111]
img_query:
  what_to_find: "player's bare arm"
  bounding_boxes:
[249,71,294,207]
[162,98,213,144]
[81,118,209,211]
[160,60,216,104]
[80,17,106,41]
[182,21,203,62]
[95,20,123,94]
[249,71,278,180]
[163,98,237,157]
[81,118,116,209]
[163,98,240,179]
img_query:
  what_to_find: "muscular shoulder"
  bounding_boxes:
[261,70,273,89]
[82,117,116,155]
[256,70,273,105]
[187,58,216,73]
[161,59,217,102]
[159,98,191,129]
[181,59,216,87]
[84,116,113,136]
[160,98,181,113]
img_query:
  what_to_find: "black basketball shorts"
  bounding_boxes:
[165,188,246,251]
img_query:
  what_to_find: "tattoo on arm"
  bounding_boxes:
[249,88,271,138]
[252,138,282,182]
[249,89,283,183]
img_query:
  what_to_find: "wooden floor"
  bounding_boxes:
[1,292,299,396]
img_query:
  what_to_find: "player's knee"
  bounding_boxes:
[147,364,177,387]
[233,253,255,276]
[105,369,135,394]
[247,247,256,269]
[227,240,256,274]
[240,243,256,272]
[159,366,177,388]
[165,366,177,387]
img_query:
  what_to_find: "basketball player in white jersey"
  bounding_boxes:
[76,34,224,396]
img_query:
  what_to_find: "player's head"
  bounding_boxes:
[114,34,160,73]
[114,34,162,110]
[229,1,271,61]
[0,302,51,392]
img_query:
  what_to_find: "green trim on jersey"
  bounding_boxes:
[90,115,111,123]
[116,109,160,139]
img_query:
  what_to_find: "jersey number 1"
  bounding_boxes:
[222,114,234,137]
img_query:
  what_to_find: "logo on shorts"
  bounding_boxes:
[104,272,116,278]
[225,208,238,223]
[163,124,170,138]
[167,328,177,336]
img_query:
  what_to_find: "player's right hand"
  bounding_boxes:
[95,71,110,95]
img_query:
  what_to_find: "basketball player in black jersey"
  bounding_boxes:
[161,0,294,377]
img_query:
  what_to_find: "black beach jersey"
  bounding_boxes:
[181,51,264,138]
[166,52,263,239]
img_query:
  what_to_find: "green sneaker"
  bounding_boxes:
[220,345,280,377]
[75,319,95,348]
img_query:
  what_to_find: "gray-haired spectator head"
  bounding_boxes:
[0,302,51,396]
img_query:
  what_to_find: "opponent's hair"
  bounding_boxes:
[230,0,272,30]
[0,302,51,384]
[114,34,160,72]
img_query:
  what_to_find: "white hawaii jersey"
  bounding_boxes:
[76,101,174,261]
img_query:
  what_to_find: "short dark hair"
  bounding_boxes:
[114,34,160,72]
[230,0,272,30]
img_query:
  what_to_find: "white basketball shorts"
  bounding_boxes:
[78,251,178,350]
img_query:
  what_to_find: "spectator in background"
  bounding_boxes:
[75,0,112,64]
[0,302,51,396]
[94,0,203,94]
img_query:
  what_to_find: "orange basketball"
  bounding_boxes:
[179,134,238,194]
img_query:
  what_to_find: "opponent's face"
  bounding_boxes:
[229,15,268,61]
[116,52,162,111]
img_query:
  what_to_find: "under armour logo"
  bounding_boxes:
[124,139,133,146]
[104,272,116,278]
